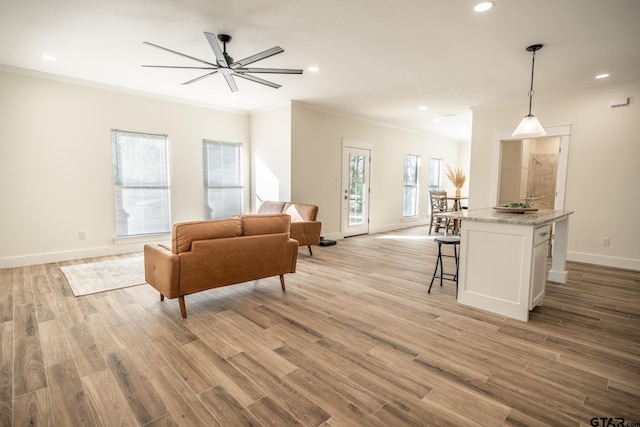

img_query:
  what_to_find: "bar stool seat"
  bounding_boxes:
[428,236,461,297]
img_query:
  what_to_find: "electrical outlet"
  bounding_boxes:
[601,237,610,247]
[79,231,87,240]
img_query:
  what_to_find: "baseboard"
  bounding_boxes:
[320,232,343,241]
[370,218,429,235]
[9,231,633,272]
[320,219,430,243]
[0,241,166,269]
[568,251,640,271]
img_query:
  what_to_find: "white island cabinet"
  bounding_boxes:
[437,208,573,321]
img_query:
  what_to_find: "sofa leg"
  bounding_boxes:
[279,275,286,291]
[178,296,187,318]
[160,293,165,301]
[308,245,313,256]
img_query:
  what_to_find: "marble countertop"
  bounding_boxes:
[436,208,574,226]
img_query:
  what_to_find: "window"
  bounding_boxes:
[429,158,444,191]
[403,154,420,217]
[203,140,243,219]
[112,130,171,237]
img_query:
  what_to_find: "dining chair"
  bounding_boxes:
[429,191,454,235]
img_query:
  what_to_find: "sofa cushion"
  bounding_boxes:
[240,214,291,236]
[284,203,318,222]
[257,201,286,214]
[172,218,242,253]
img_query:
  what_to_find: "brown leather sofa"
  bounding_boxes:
[257,201,321,255]
[143,214,298,318]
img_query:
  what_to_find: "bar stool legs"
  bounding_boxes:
[428,236,460,297]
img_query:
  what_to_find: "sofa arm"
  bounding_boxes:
[289,221,322,246]
[144,244,180,299]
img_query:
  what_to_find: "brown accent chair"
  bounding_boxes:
[144,214,298,318]
[257,201,321,255]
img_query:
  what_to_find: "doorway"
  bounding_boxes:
[491,125,571,211]
[498,137,560,209]
[491,125,571,257]
[341,144,371,237]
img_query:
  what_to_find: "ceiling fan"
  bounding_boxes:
[142,32,303,92]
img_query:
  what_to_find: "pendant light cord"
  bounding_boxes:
[525,44,543,117]
[527,49,536,116]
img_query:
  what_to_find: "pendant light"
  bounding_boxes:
[512,44,546,138]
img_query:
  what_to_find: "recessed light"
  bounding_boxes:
[40,54,57,61]
[474,1,494,12]
[307,66,319,73]
[418,106,428,111]
[595,73,610,79]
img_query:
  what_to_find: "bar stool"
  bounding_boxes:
[428,236,460,297]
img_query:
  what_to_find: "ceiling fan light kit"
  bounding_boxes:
[142,32,303,92]
[512,43,546,139]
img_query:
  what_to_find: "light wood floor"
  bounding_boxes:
[1,226,639,426]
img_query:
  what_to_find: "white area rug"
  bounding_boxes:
[60,254,145,296]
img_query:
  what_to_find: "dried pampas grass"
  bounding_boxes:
[445,165,466,189]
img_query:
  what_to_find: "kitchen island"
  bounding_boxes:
[437,208,574,321]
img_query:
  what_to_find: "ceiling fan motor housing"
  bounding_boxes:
[217,34,233,65]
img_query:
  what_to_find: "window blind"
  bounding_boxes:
[112,130,170,237]
[402,154,420,217]
[203,140,243,220]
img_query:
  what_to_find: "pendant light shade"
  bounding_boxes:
[513,115,546,139]
[513,44,546,138]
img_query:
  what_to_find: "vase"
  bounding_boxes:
[455,188,461,198]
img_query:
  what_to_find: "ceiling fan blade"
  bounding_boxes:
[142,65,218,70]
[223,73,239,92]
[236,67,303,74]
[204,32,228,67]
[233,72,281,89]
[143,41,217,67]
[182,71,219,85]
[230,46,284,68]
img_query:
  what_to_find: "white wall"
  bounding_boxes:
[470,81,640,270]
[291,102,465,237]
[0,69,472,267]
[249,103,292,211]
[0,69,250,268]
[457,139,471,198]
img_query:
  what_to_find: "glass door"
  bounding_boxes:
[341,146,370,237]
